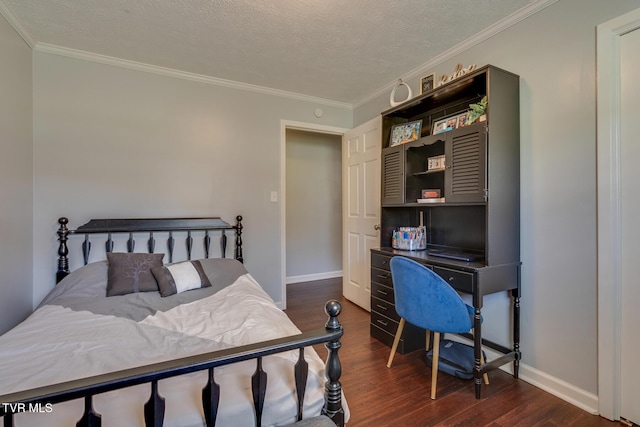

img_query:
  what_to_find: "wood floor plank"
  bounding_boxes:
[284,278,619,427]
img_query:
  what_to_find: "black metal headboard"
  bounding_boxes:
[56,216,243,283]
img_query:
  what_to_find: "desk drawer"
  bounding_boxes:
[371,282,394,303]
[371,296,400,322]
[370,315,426,354]
[371,253,392,271]
[371,311,399,335]
[371,267,393,287]
[433,266,474,293]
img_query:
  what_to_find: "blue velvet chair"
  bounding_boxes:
[386,256,487,399]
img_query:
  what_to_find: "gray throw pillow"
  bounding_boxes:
[198,258,248,290]
[151,260,212,297]
[106,252,164,296]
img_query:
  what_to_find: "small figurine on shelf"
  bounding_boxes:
[467,96,488,124]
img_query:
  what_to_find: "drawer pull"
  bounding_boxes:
[376,304,388,311]
[376,319,389,327]
[377,289,388,296]
[376,273,391,279]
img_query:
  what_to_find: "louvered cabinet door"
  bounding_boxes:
[381,145,404,205]
[445,123,487,203]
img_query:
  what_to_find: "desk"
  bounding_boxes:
[370,248,521,399]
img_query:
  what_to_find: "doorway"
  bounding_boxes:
[280,121,348,309]
[285,129,342,282]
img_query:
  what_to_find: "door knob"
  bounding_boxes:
[374,224,381,230]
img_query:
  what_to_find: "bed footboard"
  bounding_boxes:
[0,301,344,427]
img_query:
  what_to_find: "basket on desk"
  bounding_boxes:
[392,226,427,251]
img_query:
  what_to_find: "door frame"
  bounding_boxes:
[280,120,349,309]
[596,7,640,421]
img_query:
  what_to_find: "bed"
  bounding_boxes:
[0,216,347,427]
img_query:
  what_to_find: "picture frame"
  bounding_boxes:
[420,73,436,94]
[457,111,471,128]
[390,120,422,147]
[432,115,457,135]
[431,118,449,135]
[431,111,471,135]
[446,116,458,130]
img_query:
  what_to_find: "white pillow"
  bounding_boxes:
[151,260,211,297]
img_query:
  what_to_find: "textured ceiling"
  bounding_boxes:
[2,0,538,105]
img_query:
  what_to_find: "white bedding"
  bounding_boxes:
[0,261,345,426]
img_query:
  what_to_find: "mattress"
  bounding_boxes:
[0,259,342,426]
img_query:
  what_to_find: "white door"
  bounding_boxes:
[342,117,381,311]
[619,25,640,426]
[597,8,640,423]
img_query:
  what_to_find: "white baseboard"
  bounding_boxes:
[517,363,599,415]
[286,271,342,284]
[446,335,599,415]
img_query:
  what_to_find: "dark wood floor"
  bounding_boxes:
[285,278,621,427]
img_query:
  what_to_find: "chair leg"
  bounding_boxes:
[430,332,440,400]
[471,328,490,385]
[480,351,489,385]
[387,318,406,368]
[425,329,430,352]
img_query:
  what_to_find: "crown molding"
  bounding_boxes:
[0,0,36,47]
[353,0,560,108]
[0,0,350,107]
[2,0,557,111]
[33,43,353,109]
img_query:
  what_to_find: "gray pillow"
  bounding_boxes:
[151,260,212,297]
[39,261,109,307]
[106,252,164,296]
[198,258,248,290]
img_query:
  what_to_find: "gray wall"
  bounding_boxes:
[0,14,33,334]
[32,52,352,308]
[285,129,342,280]
[355,0,640,397]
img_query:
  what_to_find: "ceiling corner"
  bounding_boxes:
[0,0,37,48]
